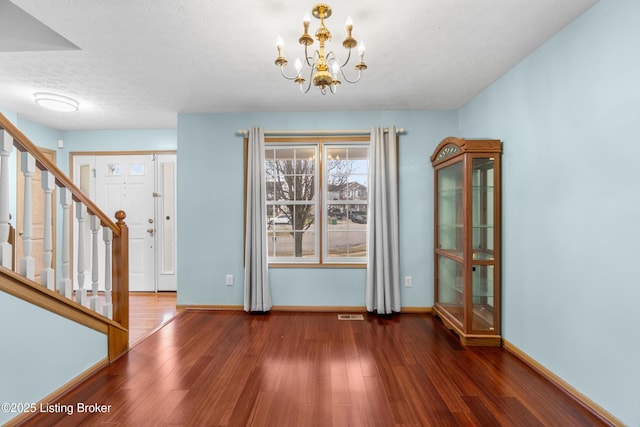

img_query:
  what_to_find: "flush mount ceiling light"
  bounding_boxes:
[275,3,367,95]
[33,92,79,112]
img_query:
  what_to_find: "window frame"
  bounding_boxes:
[258,135,370,268]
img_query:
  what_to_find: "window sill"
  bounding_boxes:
[268,263,366,269]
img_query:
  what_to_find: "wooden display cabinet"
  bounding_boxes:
[431,137,502,346]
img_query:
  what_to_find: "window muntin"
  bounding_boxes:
[264,138,369,265]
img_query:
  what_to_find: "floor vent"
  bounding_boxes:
[338,314,364,321]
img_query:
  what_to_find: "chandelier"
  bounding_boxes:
[275,3,367,95]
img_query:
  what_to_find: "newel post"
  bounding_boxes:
[112,210,129,330]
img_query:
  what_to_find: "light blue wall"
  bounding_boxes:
[0,110,18,125]
[177,110,457,308]
[458,0,638,424]
[17,117,63,151]
[0,291,107,425]
[57,128,177,179]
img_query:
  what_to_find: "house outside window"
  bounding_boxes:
[264,137,369,266]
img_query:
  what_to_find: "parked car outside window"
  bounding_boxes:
[268,214,290,225]
[351,213,367,224]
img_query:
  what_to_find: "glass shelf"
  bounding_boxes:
[472,251,494,261]
[438,188,463,196]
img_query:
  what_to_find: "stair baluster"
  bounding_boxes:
[41,171,55,289]
[89,214,101,312]
[103,227,113,319]
[19,152,35,280]
[0,130,11,268]
[58,188,73,298]
[75,201,88,306]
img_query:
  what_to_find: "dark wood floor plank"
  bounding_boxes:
[16,311,612,427]
[462,395,505,427]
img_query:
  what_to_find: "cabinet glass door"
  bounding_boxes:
[437,255,464,324]
[437,162,463,257]
[471,158,494,260]
[471,157,496,332]
[471,264,495,331]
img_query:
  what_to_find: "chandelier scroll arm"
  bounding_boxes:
[325,50,362,84]
[338,66,363,84]
[338,49,353,69]
[299,66,315,94]
[304,44,314,68]
[278,63,302,81]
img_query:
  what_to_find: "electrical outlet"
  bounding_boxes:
[404,276,413,287]
[225,274,234,286]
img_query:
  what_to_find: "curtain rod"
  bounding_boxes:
[236,128,405,137]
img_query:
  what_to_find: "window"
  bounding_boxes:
[264,137,369,265]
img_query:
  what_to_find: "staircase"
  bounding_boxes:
[0,113,129,424]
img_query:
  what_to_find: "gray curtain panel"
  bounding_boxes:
[244,127,272,312]
[366,125,400,314]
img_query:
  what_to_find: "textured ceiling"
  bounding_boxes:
[0,0,598,130]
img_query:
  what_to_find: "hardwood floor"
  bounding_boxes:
[128,292,178,346]
[19,311,609,427]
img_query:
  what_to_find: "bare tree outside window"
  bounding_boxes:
[265,146,317,258]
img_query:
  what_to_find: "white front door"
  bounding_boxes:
[72,153,177,292]
[95,155,155,292]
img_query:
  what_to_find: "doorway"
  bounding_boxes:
[72,152,177,292]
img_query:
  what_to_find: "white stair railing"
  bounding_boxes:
[0,112,129,359]
[6,167,120,316]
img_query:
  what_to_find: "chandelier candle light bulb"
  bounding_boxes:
[303,13,311,32]
[275,3,367,95]
[276,36,285,58]
[332,61,340,76]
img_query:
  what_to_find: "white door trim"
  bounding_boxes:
[70,151,177,292]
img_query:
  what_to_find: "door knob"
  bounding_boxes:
[147,228,154,235]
